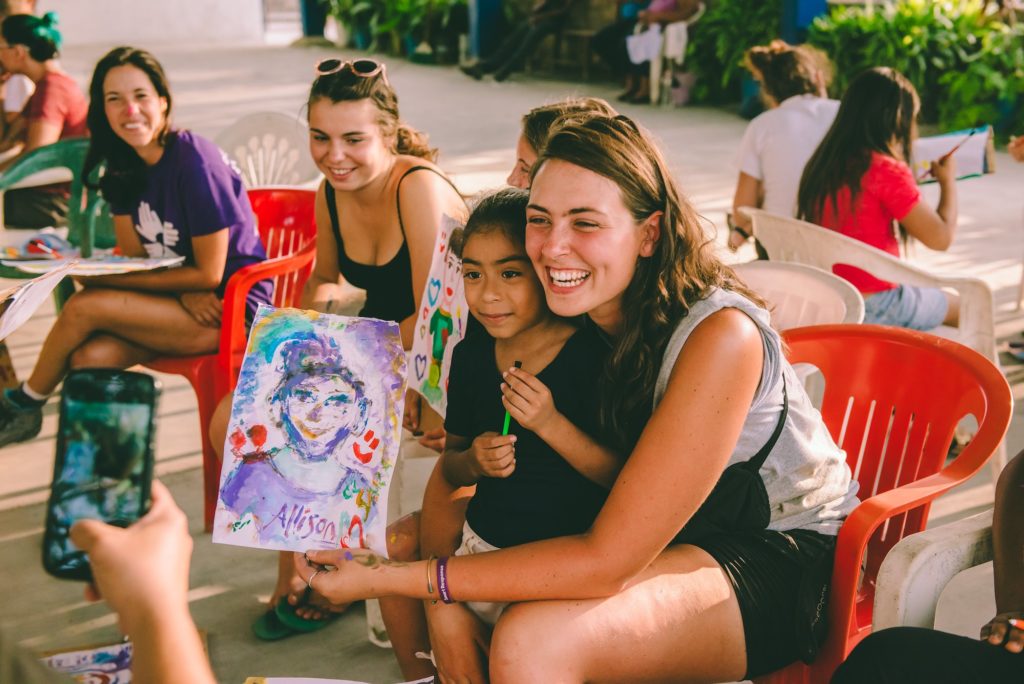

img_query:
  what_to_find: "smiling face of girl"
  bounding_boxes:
[462,228,549,340]
[308,97,394,191]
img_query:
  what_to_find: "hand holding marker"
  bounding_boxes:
[502,360,523,435]
[918,127,977,181]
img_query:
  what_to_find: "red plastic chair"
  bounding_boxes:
[754,324,1012,684]
[144,188,317,530]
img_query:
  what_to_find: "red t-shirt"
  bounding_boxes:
[816,152,920,293]
[25,71,88,139]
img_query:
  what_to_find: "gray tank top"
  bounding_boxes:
[654,288,860,534]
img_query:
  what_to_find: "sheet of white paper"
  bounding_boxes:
[0,260,75,340]
[2,255,184,276]
[41,640,133,683]
[213,305,407,554]
[911,126,992,183]
[409,214,467,417]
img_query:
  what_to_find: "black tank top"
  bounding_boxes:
[325,165,461,323]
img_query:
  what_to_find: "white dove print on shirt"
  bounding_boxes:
[135,201,181,257]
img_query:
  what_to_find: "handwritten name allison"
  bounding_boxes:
[264,503,338,543]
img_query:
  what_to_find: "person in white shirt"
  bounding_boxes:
[730,40,837,252]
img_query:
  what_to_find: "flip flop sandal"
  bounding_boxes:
[274,591,342,633]
[252,603,296,641]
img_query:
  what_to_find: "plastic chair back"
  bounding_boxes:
[219,187,318,386]
[733,260,864,330]
[745,207,1006,474]
[754,324,1012,683]
[0,138,114,253]
[215,112,320,188]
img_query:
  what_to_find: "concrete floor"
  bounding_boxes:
[2,32,1024,684]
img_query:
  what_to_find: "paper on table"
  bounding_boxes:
[1,255,185,276]
[40,640,133,683]
[0,260,75,340]
[912,125,995,184]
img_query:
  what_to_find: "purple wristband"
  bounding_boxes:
[436,555,454,604]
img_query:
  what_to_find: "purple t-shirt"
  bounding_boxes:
[110,130,272,316]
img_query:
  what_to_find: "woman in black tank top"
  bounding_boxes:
[238,59,465,665]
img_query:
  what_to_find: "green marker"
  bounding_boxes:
[502,360,523,435]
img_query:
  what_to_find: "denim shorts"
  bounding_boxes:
[863,285,948,331]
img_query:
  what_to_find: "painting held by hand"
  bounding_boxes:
[213,305,406,554]
[410,214,467,416]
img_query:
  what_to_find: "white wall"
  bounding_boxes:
[39,0,265,47]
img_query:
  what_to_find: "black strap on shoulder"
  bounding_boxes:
[324,182,344,249]
[395,165,463,239]
[744,375,789,473]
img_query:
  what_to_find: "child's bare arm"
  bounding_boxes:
[500,366,623,488]
[441,432,517,487]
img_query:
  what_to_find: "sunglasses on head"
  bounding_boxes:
[315,58,387,82]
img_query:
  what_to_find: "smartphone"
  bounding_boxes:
[42,369,159,581]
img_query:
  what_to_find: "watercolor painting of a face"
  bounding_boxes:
[213,306,406,554]
[410,214,467,416]
[41,641,133,683]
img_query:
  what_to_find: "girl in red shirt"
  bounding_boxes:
[797,67,958,330]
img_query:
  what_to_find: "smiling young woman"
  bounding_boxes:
[200,58,466,664]
[0,46,270,448]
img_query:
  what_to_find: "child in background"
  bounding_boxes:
[797,67,959,330]
[440,186,624,622]
[0,1,36,139]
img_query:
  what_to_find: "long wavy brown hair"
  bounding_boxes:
[536,115,765,451]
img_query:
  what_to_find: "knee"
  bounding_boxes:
[386,512,420,561]
[69,340,119,369]
[59,288,108,327]
[490,603,576,683]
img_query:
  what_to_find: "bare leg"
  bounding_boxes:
[489,544,747,683]
[26,288,219,395]
[379,512,436,680]
[69,333,157,370]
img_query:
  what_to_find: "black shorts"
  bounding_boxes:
[694,528,836,679]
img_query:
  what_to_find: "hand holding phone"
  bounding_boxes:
[71,480,192,633]
[43,370,158,581]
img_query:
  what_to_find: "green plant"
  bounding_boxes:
[328,0,466,55]
[686,0,784,103]
[807,0,1024,135]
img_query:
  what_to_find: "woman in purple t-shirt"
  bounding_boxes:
[0,46,270,447]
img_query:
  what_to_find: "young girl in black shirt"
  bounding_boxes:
[440,187,624,622]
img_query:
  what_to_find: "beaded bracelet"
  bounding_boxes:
[436,555,454,604]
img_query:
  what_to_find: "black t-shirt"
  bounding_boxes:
[445,325,610,548]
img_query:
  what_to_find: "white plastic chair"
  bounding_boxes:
[873,509,994,635]
[648,2,705,105]
[745,207,1006,474]
[214,112,320,188]
[733,260,864,330]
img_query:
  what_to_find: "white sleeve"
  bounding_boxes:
[734,118,764,180]
[3,75,34,114]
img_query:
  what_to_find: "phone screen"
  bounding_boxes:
[43,371,156,580]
